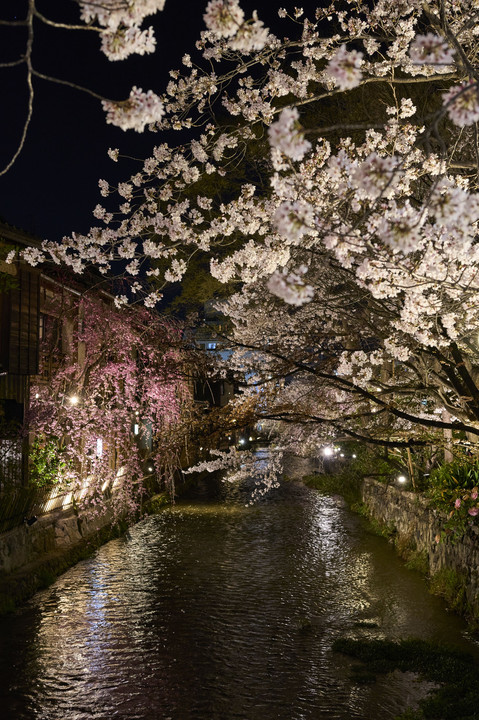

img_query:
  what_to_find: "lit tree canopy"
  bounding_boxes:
[11,0,479,455]
[29,293,193,516]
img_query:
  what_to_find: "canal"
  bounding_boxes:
[0,474,477,719]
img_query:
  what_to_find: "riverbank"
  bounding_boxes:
[0,490,170,615]
[303,470,479,628]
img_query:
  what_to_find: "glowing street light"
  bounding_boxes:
[397,475,407,484]
[322,446,334,457]
[69,395,79,406]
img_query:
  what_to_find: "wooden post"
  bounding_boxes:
[442,409,453,463]
[406,447,416,490]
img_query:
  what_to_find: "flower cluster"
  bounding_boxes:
[352,153,400,199]
[267,266,314,306]
[203,0,268,52]
[442,82,479,127]
[101,25,156,61]
[203,0,244,38]
[409,33,455,65]
[268,107,311,161]
[325,45,364,91]
[102,86,164,131]
[78,0,165,60]
[78,0,166,30]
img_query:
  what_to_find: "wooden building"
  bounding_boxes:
[0,225,43,486]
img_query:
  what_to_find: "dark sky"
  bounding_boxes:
[0,1,308,244]
[0,0,207,242]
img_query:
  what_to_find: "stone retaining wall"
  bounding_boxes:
[0,506,115,576]
[0,491,169,614]
[361,478,479,618]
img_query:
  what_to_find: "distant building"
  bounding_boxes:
[193,300,235,409]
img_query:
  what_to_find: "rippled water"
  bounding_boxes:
[0,474,477,720]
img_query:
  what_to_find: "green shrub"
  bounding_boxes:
[428,459,479,540]
[346,443,402,482]
[29,438,70,488]
[429,568,468,615]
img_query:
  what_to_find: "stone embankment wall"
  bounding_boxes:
[0,507,114,575]
[361,478,479,619]
[0,492,168,614]
[0,506,119,613]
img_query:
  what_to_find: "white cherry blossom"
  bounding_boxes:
[102,86,164,132]
[325,45,363,91]
[443,82,479,127]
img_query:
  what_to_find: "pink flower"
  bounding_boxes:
[455,497,461,509]
[468,507,479,516]
[326,45,363,91]
[443,82,479,127]
[471,489,478,500]
[409,33,455,66]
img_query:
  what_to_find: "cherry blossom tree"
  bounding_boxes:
[12,1,479,480]
[28,292,194,518]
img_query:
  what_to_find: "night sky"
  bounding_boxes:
[0,1,206,242]
[0,1,304,244]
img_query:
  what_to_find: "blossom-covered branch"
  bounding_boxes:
[16,0,479,468]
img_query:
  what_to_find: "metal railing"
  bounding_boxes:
[0,437,24,487]
[0,482,85,535]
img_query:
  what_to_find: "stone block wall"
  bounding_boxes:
[361,478,479,616]
[0,506,114,576]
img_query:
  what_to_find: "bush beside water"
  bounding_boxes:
[333,637,479,720]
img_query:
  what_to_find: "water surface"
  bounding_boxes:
[0,476,476,719]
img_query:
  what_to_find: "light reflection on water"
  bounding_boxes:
[0,478,477,719]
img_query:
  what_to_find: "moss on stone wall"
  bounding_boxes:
[429,568,469,616]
